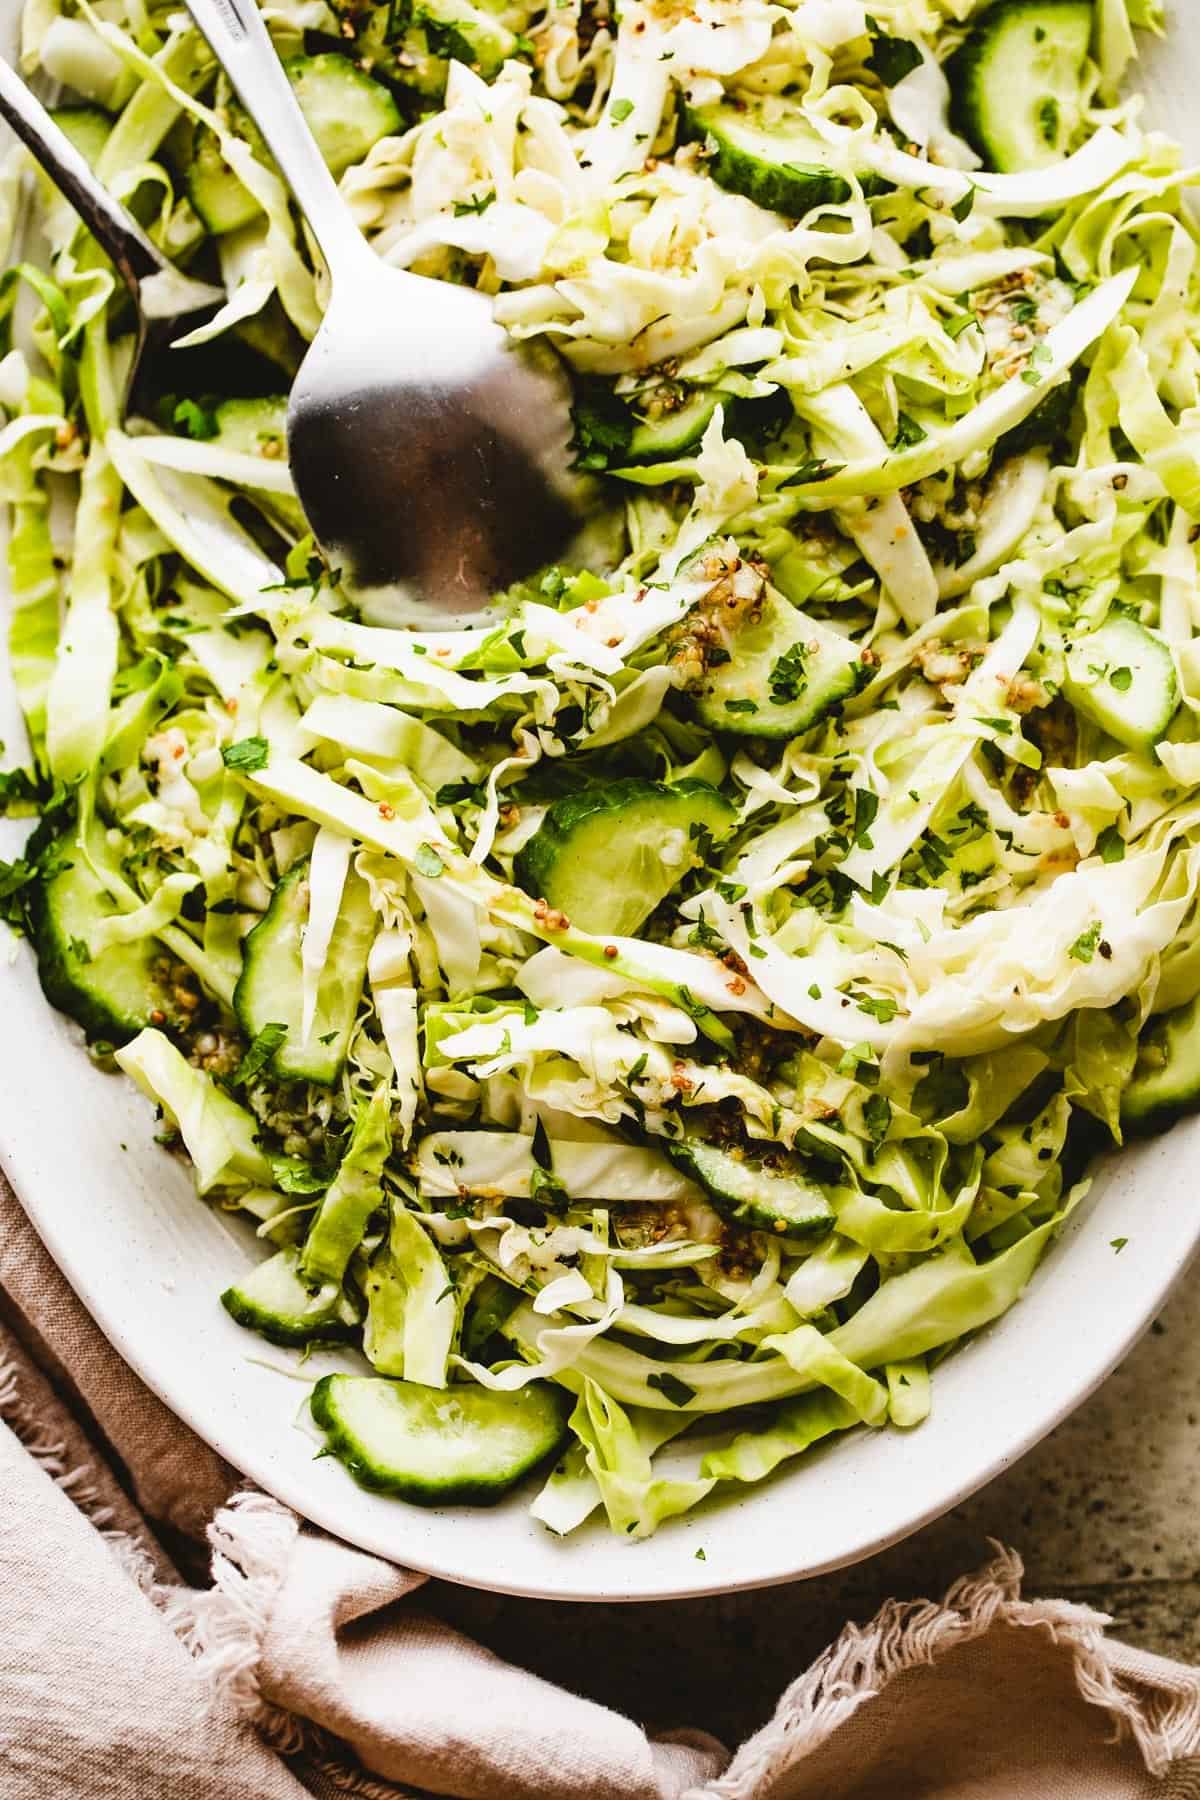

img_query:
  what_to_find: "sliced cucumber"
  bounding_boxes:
[417,0,517,74]
[187,130,261,236]
[221,1246,357,1347]
[49,104,111,163]
[513,778,736,936]
[234,860,376,1085]
[212,397,306,534]
[188,54,401,235]
[337,3,447,98]
[628,392,721,462]
[667,1140,835,1237]
[286,53,402,171]
[31,837,186,1042]
[212,396,287,458]
[1063,615,1178,751]
[680,99,859,217]
[310,1373,570,1505]
[692,587,868,739]
[337,0,521,91]
[947,0,1094,174]
[1121,995,1200,1136]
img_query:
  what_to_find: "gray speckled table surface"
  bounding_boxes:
[424,1267,1200,1750]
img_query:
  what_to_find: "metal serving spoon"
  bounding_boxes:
[183,0,582,621]
[0,57,226,411]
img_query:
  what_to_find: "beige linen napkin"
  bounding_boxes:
[2,1168,1199,1800]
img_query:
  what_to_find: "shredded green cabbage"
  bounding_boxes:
[3,0,1194,1537]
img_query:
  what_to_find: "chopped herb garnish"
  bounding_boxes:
[231,1022,287,1087]
[892,412,927,449]
[172,397,219,440]
[1069,921,1103,963]
[647,1370,697,1407]
[854,991,899,1023]
[866,27,922,85]
[769,641,809,704]
[780,458,846,488]
[863,1092,893,1143]
[1097,824,1126,864]
[852,788,880,848]
[221,737,269,773]
[452,190,495,217]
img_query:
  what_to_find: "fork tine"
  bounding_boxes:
[0,55,224,410]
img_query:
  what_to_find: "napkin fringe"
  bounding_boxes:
[157,1490,416,1799]
[0,1350,116,1531]
[157,1490,305,1749]
[700,1543,1200,1797]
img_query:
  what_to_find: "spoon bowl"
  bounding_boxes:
[288,253,579,620]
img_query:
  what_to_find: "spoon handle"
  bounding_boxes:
[0,55,163,296]
[181,0,368,279]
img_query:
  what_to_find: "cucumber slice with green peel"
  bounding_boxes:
[284,53,402,172]
[692,588,869,739]
[212,398,306,534]
[310,1373,570,1504]
[1122,995,1200,1136]
[187,54,401,235]
[234,861,376,1085]
[627,392,721,462]
[513,778,737,936]
[947,0,1094,174]
[335,3,447,97]
[31,837,189,1043]
[416,0,517,74]
[667,1140,835,1237]
[186,130,262,237]
[1063,615,1178,751]
[221,1247,358,1347]
[212,396,288,458]
[334,0,521,91]
[680,100,860,217]
[48,105,111,163]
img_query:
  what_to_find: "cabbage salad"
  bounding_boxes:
[2,0,1198,1535]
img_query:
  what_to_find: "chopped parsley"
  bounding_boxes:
[1068,921,1103,963]
[769,642,809,704]
[221,737,269,773]
[230,1022,287,1088]
[647,1370,697,1407]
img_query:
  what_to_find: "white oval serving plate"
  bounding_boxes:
[2,5,1198,1603]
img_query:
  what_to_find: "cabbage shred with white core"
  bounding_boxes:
[0,0,1191,1536]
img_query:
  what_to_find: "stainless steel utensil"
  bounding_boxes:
[183,0,582,622]
[0,56,225,410]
